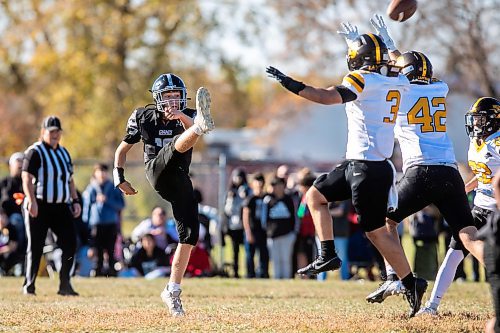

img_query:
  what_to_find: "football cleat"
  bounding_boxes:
[366,279,405,303]
[161,289,185,317]
[404,277,428,317]
[194,87,215,134]
[297,256,342,275]
[415,302,438,316]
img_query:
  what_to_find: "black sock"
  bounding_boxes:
[401,273,416,290]
[320,240,336,258]
[387,273,399,281]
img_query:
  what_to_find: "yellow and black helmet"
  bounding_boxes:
[347,34,389,71]
[465,97,500,138]
[395,51,433,84]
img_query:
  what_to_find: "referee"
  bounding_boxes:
[22,116,81,296]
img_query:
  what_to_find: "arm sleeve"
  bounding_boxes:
[123,110,141,144]
[335,85,358,103]
[22,148,41,176]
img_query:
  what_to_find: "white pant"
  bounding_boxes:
[268,232,296,279]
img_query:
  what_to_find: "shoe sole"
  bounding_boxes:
[195,87,214,131]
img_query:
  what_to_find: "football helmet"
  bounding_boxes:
[347,33,389,71]
[151,73,187,113]
[395,51,433,84]
[465,97,500,138]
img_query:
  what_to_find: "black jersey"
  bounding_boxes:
[123,105,196,165]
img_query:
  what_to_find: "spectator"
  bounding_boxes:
[330,200,352,281]
[82,163,125,277]
[0,207,20,275]
[129,234,170,279]
[131,206,170,251]
[409,205,440,281]
[294,173,316,279]
[262,176,296,279]
[0,152,26,261]
[242,173,269,278]
[223,168,250,278]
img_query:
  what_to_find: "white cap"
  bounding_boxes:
[9,152,24,166]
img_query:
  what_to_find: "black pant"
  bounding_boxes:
[245,228,269,278]
[145,137,199,246]
[91,223,118,276]
[23,201,77,293]
[387,165,473,242]
[227,229,244,277]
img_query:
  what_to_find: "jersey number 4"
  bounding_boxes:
[407,97,446,133]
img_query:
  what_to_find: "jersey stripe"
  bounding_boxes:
[345,74,365,93]
[417,52,428,77]
[472,97,487,110]
[367,33,381,63]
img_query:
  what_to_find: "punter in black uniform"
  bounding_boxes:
[113,73,214,317]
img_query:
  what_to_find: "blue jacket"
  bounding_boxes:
[82,179,125,226]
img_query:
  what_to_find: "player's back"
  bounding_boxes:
[395,80,456,172]
[343,70,410,161]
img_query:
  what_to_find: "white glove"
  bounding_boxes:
[337,22,359,46]
[370,14,397,50]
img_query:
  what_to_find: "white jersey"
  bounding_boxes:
[468,131,500,211]
[395,81,456,173]
[342,70,410,161]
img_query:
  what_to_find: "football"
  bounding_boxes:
[386,0,417,22]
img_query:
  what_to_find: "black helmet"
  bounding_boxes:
[465,97,500,138]
[396,51,433,84]
[151,73,187,112]
[347,33,389,71]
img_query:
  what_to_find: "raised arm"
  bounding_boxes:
[265,66,346,105]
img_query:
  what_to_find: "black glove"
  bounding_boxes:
[266,66,306,95]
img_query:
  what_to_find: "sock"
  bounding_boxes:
[401,273,416,291]
[427,248,464,308]
[167,282,181,292]
[320,240,336,258]
[384,264,398,281]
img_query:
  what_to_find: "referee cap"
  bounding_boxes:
[42,116,62,131]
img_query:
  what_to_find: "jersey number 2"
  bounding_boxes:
[383,90,401,124]
[407,97,446,133]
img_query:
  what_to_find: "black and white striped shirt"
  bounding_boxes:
[22,142,74,203]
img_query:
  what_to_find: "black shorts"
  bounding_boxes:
[145,136,199,245]
[387,165,473,242]
[314,160,393,232]
[449,206,492,251]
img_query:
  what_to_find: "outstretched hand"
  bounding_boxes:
[266,66,306,95]
[266,66,289,84]
[337,22,359,46]
[370,14,396,50]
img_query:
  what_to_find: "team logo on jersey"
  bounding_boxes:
[159,129,172,135]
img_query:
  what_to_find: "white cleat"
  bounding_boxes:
[195,87,215,134]
[415,302,438,316]
[366,279,405,303]
[161,289,185,317]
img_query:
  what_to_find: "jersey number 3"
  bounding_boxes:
[383,90,401,124]
[407,97,446,133]
[468,160,492,184]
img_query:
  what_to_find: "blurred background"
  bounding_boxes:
[0,0,497,226]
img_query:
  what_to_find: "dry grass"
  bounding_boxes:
[0,277,493,332]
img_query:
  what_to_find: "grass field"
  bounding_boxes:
[0,277,493,332]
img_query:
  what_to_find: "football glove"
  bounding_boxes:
[370,14,397,50]
[266,66,305,95]
[337,22,359,46]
